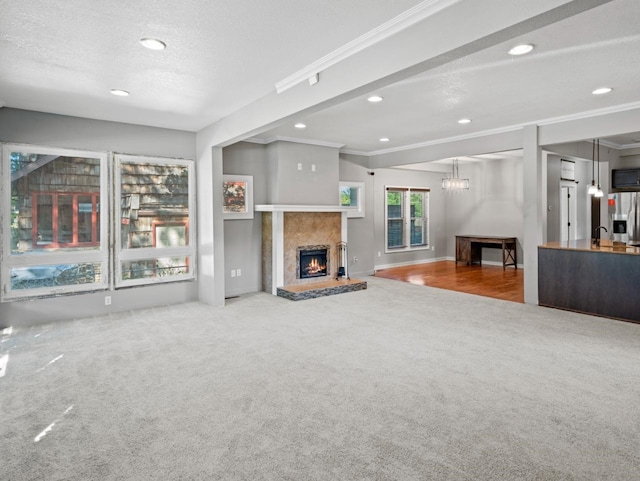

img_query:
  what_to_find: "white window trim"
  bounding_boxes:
[339,181,365,218]
[384,185,430,254]
[1,143,109,301]
[114,154,197,288]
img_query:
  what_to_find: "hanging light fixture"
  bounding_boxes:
[587,139,598,195]
[442,158,469,191]
[594,138,603,198]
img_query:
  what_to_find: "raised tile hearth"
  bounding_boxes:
[277,278,367,301]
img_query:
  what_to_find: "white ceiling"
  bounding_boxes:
[0,0,422,131]
[1,0,639,156]
[255,0,640,154]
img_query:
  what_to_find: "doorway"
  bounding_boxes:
[560,182,577,241]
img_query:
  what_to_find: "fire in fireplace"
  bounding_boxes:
[298,245,329,279]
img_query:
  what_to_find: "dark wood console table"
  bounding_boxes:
[455,235,517,269]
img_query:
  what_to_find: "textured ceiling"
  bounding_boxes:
[256,0,640,153]
[0,0,422,131]
[1,0,639,155]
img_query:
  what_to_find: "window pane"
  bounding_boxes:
[10,263,102,290]
[387,190,404,248]
[387,191,402,218]
[10,151,101,253]
[410,192,427,246]
[121,257,190,281]
[411,219,426,246]
[387,219,404,248]
[410,192,423,218]
[341,186,359,207]
[78,195,97,243]
[155,224,187,247]
[120,163,189,249]
[36,194,53,246]
[58,195,73,244]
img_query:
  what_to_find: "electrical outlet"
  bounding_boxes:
[104,296,111,306]
[377,251,381,257]
[231,270,236,278]
[353,256,358,262]
[297,163,302,171]
[236,268,241,277]
[311,164,316,172]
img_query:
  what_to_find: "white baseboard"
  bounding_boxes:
[349,269,375,278]
[374,256,448,271]
[225,285,262,298]
[376,256,523,270]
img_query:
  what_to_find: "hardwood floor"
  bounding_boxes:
[375,260,524,303]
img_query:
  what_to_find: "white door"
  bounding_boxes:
[560,183,577,241]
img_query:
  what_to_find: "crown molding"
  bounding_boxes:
[617,142,640,150]
[536,100,640,127]
[251,102,640,155]
[348,102,640,156]
[263,136,345,149]
[368,125,523,156]
[598,138,621,149]
[242,137,269,144]
[339,148,371,157]
[275,0,460,94]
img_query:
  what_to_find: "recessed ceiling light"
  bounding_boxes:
[294,123,306,129]
[592,87,612,95]
[110,89,130,97]
[139,38,167,50]
[368,95,383,103]
[458,118,472,124]
[379,137,390,142]
[508,44,534,56]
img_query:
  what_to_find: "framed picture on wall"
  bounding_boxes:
[222,175,254,219]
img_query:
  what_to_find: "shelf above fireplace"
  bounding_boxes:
[255,204,350,213]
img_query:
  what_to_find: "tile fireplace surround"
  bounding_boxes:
[256,205,350,295]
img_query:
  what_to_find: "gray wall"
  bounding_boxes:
[222,142,268,297]
[614,153,640,170]
[372,167,446,269]
[445,158,524,265]
[267,141,339,205]
[221,143,450,284]
[339,159,375,277]
[0,108,198,326]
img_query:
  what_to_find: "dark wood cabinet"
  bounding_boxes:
[538,244,640,324]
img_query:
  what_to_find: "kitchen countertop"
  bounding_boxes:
[540,239,640,255]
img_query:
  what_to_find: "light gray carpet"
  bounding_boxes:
[1,277,639,480]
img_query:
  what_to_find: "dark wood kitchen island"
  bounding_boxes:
[538,239,640,323]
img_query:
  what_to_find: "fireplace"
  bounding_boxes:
[298,245,329,279]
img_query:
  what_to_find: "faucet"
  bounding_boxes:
[593,226,608,247]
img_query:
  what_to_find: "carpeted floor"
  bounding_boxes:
[1,276,639,480]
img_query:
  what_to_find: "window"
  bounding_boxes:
[115,154,196,287]
[1,145,196,300]
[2,144,108,299]
[339,181,365,218]
[385,186,429,252]
[32,192,100,248]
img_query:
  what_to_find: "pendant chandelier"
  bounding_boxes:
[588,139,603,197]
[442,158,469,191]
